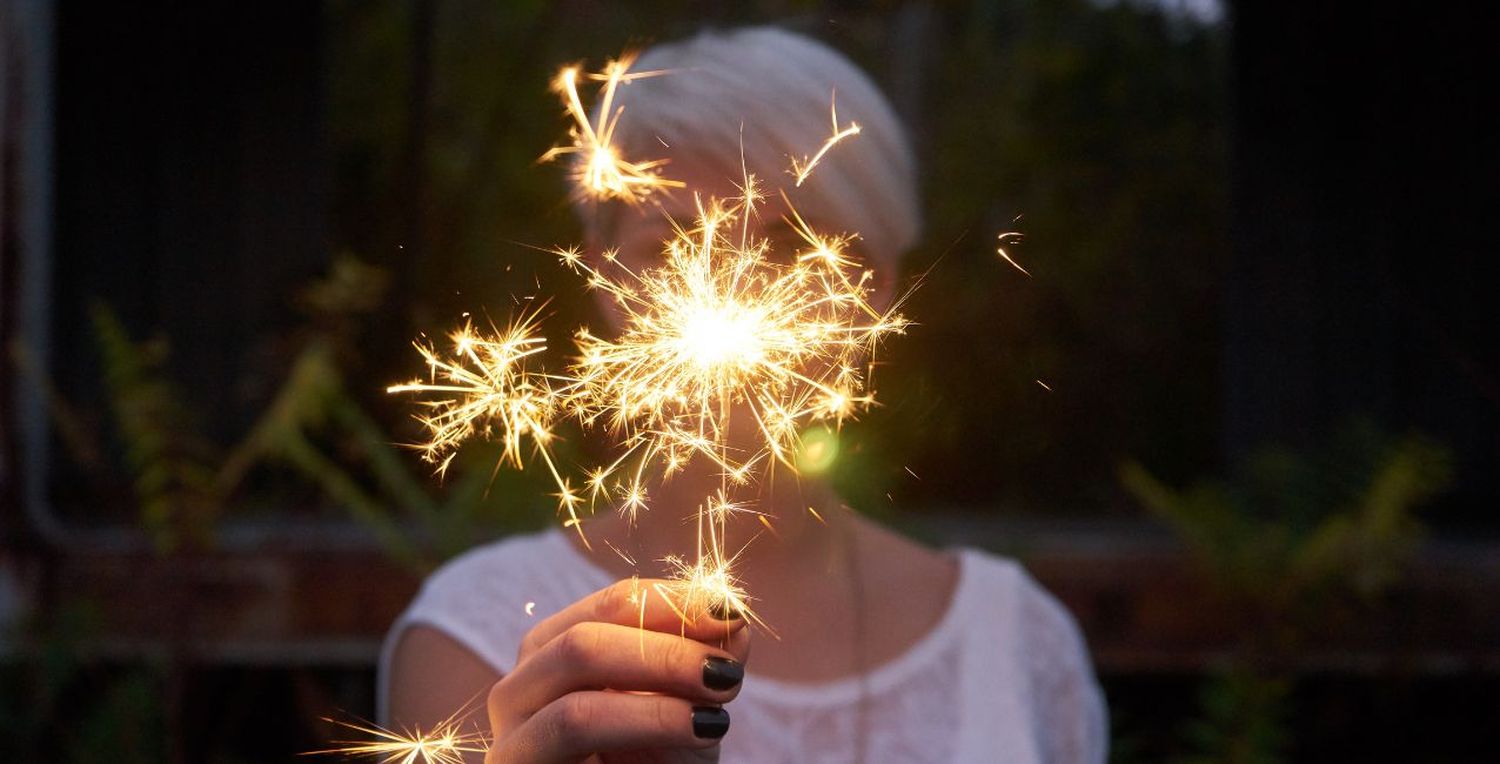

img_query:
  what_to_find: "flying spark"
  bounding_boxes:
[996,230,1030,277]
[540,54,684,204]
[790,93,861,187]
[308,709,487,764]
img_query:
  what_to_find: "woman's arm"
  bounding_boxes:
[388,625,501,764]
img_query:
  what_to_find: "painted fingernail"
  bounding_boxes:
[708,601,741,621]
[702,656,744,690]
[692,706,730,739]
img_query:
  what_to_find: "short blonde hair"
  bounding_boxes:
[584,26,921,271]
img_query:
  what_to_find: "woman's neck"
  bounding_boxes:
[577,468,847,585]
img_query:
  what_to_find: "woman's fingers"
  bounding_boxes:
[491,622,744,726]
[518,578,744,663]
[492,691,728,764]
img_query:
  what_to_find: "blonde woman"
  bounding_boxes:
[383,27,1107,763]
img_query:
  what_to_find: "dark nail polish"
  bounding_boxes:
[692,706,730,739]
[702,656,744,690]
[708,601,741,621]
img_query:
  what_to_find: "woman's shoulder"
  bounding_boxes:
[952,546,1081,639]
[386,529,612,674]
[951,546,1109,763]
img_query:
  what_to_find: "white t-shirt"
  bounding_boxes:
[379,529,1108,763]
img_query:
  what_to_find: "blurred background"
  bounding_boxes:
[2,0,1495,761]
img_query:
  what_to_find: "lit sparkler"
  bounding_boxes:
[363,52,905,759]
[385,53,906,622]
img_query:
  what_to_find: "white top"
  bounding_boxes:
[379,529,1108,763]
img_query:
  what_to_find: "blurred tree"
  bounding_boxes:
[1121,423,1451,761]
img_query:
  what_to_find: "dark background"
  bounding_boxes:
[3,0,1496,761]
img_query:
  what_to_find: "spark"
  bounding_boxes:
[996,230,1030,277]
[307,708,487,764]
[1035,379,1052,392]
[524,601,536,616]
[540,54,685,204]
[385,311,590,543]
[791,92,861,187]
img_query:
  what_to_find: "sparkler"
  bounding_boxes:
[389,53,905,554]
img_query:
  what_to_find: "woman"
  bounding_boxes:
[382,26,1107,763]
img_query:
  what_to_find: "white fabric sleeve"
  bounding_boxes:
[1014,567,1109,764]
[376,531,613,723]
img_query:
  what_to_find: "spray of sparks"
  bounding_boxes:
[540,53,684,204]
[559,189,907,516]
[306,709,487,764]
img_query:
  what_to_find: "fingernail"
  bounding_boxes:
[692,706,730,739]
[702,656,744,690]
[708,601,741,621]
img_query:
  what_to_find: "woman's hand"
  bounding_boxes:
[485,579,751,763]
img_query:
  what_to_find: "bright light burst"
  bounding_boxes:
[307,710,487,764]
[540,53,684,204]
[383,312,589,541]
[559,189,906,518]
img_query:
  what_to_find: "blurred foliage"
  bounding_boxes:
[6,254,559,761]
[90,304,222,551]
[0,603,166,763]
[33,253,558,567]
[1120,423,1451,762]
[1122,423,1450,619]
